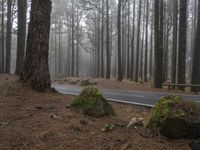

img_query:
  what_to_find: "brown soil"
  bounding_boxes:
[55,77,199,95]
[0,75,191,150]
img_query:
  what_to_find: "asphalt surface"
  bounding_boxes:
[52,84,200,107]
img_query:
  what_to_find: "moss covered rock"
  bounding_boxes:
[71,86,115,118]
[147,95,200,139]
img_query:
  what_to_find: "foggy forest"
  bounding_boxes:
[0,0,200,149]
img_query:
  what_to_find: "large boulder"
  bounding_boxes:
[71,86,115,118]
[189,140,200,150]
[147,95,200,139]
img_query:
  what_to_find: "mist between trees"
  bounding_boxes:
[0,0,199,91]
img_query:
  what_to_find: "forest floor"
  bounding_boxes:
[0,75,191,150]
[55,77,199,95]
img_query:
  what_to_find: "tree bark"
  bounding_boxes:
[117,0,122,81]
[153,0,163,88]
[171,0,178,88]
[130,0,135,81]
[20,0,52,91]
[135,0,142,82]
[126,0,130,79]
[1,0,5,73]
[178,0,187,90]
[144,0,149,82]
[106,0,110,79]
[15,0,27,75]
[71,0,75,77]
[101,0,105,78]
[5,0,12,73]
[191,0,200,92]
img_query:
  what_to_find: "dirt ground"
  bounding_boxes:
[0,75,191,150]
[55,77,199,95]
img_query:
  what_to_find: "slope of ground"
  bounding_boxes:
[0,75,191,150]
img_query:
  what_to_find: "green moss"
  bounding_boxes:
[81,80,90,86]
[71,97,83,108]
[147,95,200,139]
[148,95,186,129]
[71,86,115,118]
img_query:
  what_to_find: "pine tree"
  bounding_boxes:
[20,0,52,91]
[15,0,27,75]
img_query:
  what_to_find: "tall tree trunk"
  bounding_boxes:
[140,2,146,81]
[58,17,62,74]
[130,0,135,81]
[15,0,27,75]
[144,0,149,82]
[20,0,52,91]
[71,0,75,77]
[106,0,110,79]
[1,0,5,73]
[96,2,101,77]
[178,0,187,90]
[54,19,58,75]
[149,7,154,79]
[5,0,12,73]
[191,0,200,92]
[117,0,122,81]
[126,0,130,79]
[153,0,163,88]
[101,0,104,78]
[171,0,178,89]
[76,13,79,78]
[134,0,142,82]
[159,0,164,82]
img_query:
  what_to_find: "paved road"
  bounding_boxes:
[52,84,200,107]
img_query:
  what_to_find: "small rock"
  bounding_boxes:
[51,113,61,119]
[65,105,70,109]
[189,140,200,150]
[120,143,131,150]
[80,119,88,125]
[0,122,8,127]
[35,106,43,110]
[127,117,144,129]
[71,126,82,132]
[114,138,127,145]
[41,131,55,142]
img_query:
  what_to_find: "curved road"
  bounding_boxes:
[53,84,200,107]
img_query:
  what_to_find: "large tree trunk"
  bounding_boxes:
[1,0,5,73]
[191,0,200,92]
[15,0,27,75]
[117,0,122,81]
[149,14,153,79]
[134,0,142,82]
[76,13,80,78]
[171,0,178,89]
[144,0,149,82]
[153,0,163,88]
[177,0,187,90]
[101,0,104,78]
[159,0,164,82]
[130,0,135,81]
[106,0,110,79]
[126,0,130,79]
[20,0,52,91]
[5,0,12,74]
[71,0,75,77]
